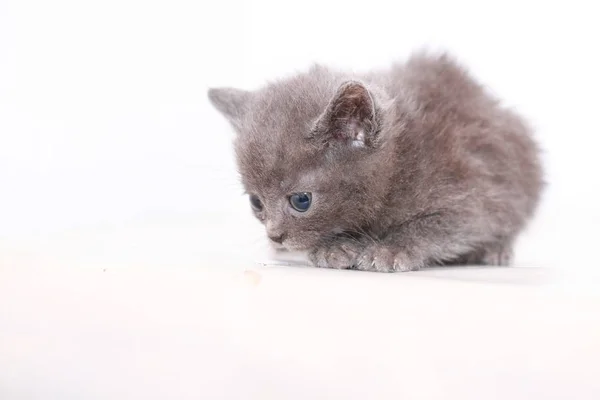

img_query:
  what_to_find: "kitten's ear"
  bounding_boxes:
[311,81,379,147]
[207,87,252,130]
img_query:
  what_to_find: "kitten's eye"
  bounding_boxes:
[249,194,263,211]
[289,192,312,212]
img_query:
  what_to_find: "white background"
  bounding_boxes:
[1,0,599,270]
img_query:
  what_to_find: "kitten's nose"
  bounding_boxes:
[268,233,286,244]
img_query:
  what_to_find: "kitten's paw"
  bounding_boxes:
[356,245,421,273]
[309,242,362,270]
[481,246,513,266]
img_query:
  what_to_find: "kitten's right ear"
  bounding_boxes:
[207,87,252,131]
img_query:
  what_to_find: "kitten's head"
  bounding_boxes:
[208,67,392,250]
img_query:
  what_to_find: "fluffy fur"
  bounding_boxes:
[208,53,543,272]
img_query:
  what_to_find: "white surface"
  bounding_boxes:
[2,264,600,399]
[2,0,600,399]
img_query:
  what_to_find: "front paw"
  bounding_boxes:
[355,245,421,273]
[309,241,363,270]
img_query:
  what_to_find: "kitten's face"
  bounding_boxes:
[209,69,387,250]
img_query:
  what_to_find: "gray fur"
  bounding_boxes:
[208,53,544,272]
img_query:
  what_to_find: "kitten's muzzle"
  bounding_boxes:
[268,233,286,244]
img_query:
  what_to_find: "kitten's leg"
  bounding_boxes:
[355,213,500,272]
[309,239,364,270]
[446,242,513,266]
[475,241,514,266]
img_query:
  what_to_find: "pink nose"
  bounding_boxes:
[268,233,286,244]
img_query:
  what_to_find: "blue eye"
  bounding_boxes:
[289,192,312,212]
[249,194,263,211]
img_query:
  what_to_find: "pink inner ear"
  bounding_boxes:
[329,84,374,141]
[337,120,362,140]
[332,130,346,140]
[311,81,376,146]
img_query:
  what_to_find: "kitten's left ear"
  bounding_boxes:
[311,81,379,147]
[208,87,252,131]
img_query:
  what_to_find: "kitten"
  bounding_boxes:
[208,53,543,272]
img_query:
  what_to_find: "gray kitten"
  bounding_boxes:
[208,53,543,272]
